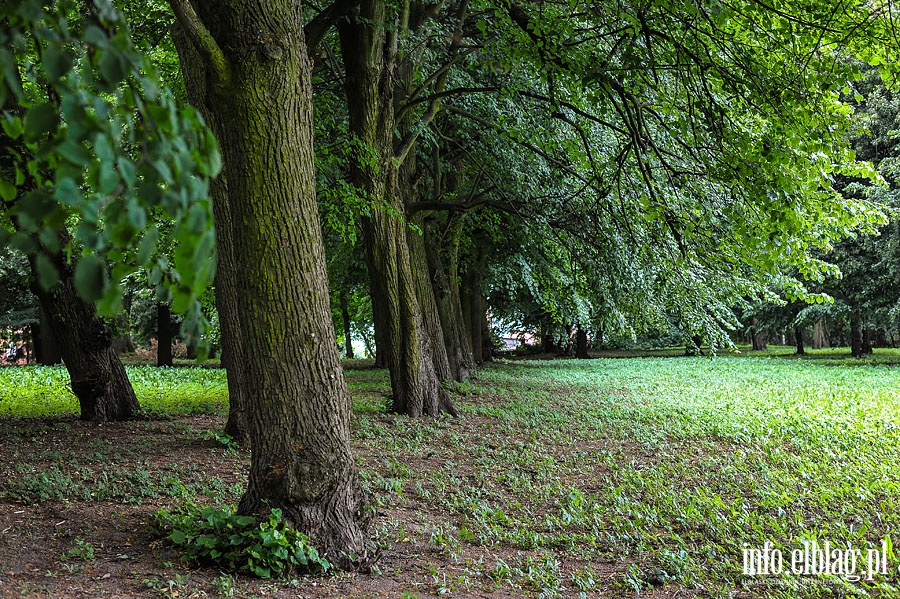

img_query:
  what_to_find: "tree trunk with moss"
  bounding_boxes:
[173,26,249,441]
[338,0,457,417]
[28,251,140,421]
[170,0,371,564]
[425,218,474,381]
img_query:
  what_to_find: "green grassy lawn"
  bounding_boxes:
[2,351,900,597]
[0,365,229,418]
[353,351,900,597]
[460,354,900,597]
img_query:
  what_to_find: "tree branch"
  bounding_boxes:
[394,0,470,163]
[166,0,228,83]
[307,0,360,53]
[305,0,360,55]
[406,196,499,214]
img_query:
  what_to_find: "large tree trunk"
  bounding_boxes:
[812,318,829,349]
[425,219,474,381]
[171,0,371,563]
[794,325,805,355]
[211,174,249,440]
[408,214,454,384]
[338,1,456,417]
[849,311,872,357]
[34,305,63,365]
[28,252,140,421]
[173,26,250,441]
[750,317,767,351]
[156,303,173,367]
[468,280,485,364]
[401,153,455,387]
[480,305,493,362]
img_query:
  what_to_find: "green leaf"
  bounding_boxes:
[54,178,81,206]
[117,157,136,186]
[23,103,59,142]
[1,115,22,140]
[82,25,108,48]
[94,133,114,163]
[42,46,73,83]
[98,162,119,194]
[0,179,16,202]
[98,50,129,89]
[136,228,158,265]
[35,253,60,290]
[57,140,92,167]
[73,254,107,302]
[169,530,187,545]
[9,232,36,254]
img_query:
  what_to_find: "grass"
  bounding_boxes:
[350,351,900,597]
[2,350,900,597]
[0,365,228,417]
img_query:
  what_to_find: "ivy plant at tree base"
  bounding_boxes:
[150,502,331,579]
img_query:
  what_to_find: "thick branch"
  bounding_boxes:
[305,0,359,55]
[166,0,228,83]
[394,0,470,162]
[407,195,499,214]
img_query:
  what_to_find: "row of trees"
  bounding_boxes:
[2,0,898,567]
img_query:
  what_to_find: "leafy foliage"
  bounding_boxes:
[374,0,900,346]
[0,0,219,343]
[151,502,331,578]
[0,247,35,330]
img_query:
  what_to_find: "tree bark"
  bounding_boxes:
[794,324,805,355]
[27,251,140,421]
[340,289,354,359]
[156,303,173,367]
[171,0,371,563]
[173,24,250,441]
[576,328,590,359]
[425,219,473,381]
[469,280,485,363]
[34,305,63,365]
[849,311,872,357]
[338,1,457,417]
[750,317,767,351]
[408,214,454,384]
[480,305,493,362]
[813,318,829,349]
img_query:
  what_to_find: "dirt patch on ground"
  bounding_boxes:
[0,416,701,598]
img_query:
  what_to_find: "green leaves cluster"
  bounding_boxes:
[416,0,899,344]
[151,502,331,578]
[0,0,219,340]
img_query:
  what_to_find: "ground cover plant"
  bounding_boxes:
[1,351,900,597]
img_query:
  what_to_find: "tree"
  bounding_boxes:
[335,0,464,417]
[166,0,371,563]
[824,66,900,357]
[408,0,896,352]
[1,0,216,421]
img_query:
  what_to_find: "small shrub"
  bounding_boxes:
[150,502,330,578]
[63,539,95,561]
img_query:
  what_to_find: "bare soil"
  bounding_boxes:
[0,414,696,598]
